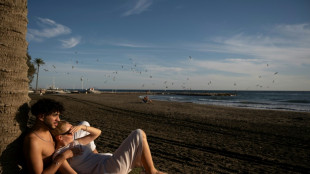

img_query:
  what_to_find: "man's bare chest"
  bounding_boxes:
[42,141,55,158]
[42,141,55,167]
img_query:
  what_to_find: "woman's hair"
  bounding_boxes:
[51,120,69,136]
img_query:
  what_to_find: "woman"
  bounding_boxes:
[51,120,166,174]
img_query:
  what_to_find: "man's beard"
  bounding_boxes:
[43,120,57,130]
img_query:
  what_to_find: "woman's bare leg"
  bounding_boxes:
[140,130,167,174]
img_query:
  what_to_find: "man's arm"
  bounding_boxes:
[24,136,76,174]
[58,160,77,174]
[24,137,45,174]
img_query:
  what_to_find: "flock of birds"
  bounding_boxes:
[41,53,280,90]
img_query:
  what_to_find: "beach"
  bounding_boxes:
[29,93,310,173]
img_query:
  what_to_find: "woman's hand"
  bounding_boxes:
[69,125,84,134]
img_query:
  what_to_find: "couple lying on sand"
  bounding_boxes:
[23,98,166,174]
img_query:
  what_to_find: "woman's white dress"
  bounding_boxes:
[53,129,143,174]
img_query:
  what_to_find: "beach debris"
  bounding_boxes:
[52,65,56,69]
[274,72,278,75]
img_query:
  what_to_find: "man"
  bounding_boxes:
[23,98,87,174]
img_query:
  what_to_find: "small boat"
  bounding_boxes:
[87,88,101,94]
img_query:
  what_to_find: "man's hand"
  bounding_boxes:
[59,146,83,160]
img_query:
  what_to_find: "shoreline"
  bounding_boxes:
[145,95,310,114]
[29,93,310,173]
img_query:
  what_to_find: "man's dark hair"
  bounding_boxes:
[31,98,65,117]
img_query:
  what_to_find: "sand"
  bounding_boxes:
[29,93,310,173]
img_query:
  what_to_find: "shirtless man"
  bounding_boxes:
[23,98,77,174]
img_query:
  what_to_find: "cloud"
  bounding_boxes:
[191,58,267,76]
[60,37,81,48]
[27,17,71,41]
[92,39,154,48]
[112,42,149,48]
[109,41,152,48]
[189,23,310,66]
[274,23,310,41]
[122,0,152,16]
[147,65,185,73]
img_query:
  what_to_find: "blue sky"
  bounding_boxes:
[27,0,310,91]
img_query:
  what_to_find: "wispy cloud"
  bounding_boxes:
[274,23,310,41]
[110,41,152,48]
[94,39,154,48]
[27,17,71,41]
[122,0,152,16]
[189,23,310,66]
[147,65,185,73]
[192,58,268,76]
[60,37,81,48]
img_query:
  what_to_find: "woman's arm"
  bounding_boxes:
[70,125,101,145]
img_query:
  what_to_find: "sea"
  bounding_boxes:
[143,90,310,112]
[83,89,310,112]
[100,90,310,113]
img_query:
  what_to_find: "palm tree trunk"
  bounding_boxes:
[35,65,39,91]
[0,0,29,173]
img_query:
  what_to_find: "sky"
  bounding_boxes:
[27,0,310,91]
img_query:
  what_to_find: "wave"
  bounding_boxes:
[239,101,268,105]
[148,92,310,112]
[280,100,310,104]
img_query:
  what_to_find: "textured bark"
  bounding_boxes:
[0,0,29,173]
